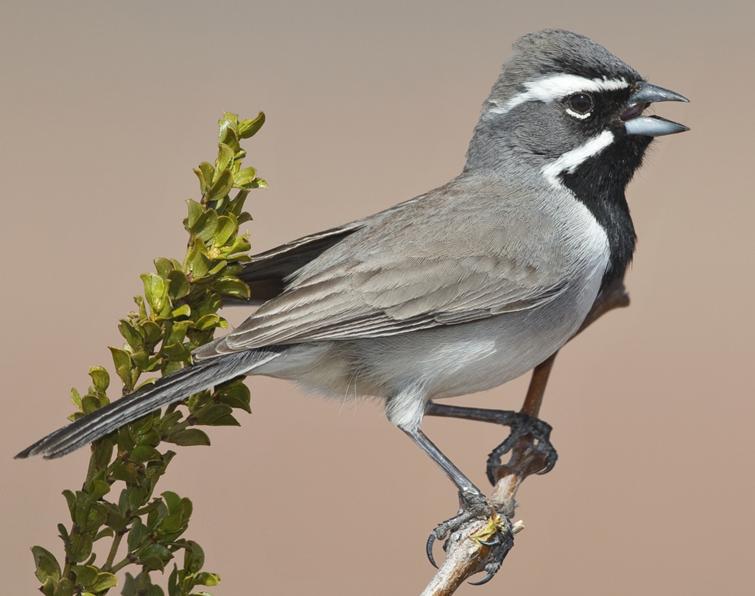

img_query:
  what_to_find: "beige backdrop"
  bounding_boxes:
[2,1,753,594]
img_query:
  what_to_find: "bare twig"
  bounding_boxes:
[421,279,630,595]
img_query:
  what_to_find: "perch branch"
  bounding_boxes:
[420,279,630,596]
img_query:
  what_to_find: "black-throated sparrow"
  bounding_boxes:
[18,29,688,580]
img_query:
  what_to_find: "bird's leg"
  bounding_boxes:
[398,426,507,568]
[425,352,559,486]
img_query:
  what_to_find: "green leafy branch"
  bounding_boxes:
[32,112,266,596]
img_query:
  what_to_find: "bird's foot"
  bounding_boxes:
[425,489,513,584]
[485,411,557,485]
[467,514,515,585]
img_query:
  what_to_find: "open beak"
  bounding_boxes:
[621,82,689,137]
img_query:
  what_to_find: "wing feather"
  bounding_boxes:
[193,176,590,360]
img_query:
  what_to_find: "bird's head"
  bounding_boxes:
[466,29,688,190]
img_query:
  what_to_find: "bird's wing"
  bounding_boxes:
[234,221,366,303]
[195,178,578,357]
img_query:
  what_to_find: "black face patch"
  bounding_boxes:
[560,88,634,138]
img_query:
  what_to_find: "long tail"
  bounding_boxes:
[16,350,279,460]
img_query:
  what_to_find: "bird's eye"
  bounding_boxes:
[565,93,594,119]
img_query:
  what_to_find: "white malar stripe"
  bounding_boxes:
[541,130,615,188]
[488,74,629,115]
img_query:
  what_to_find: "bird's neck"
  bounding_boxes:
[560,138,650,290]
[465,126,649,291]
[464,119,526,173]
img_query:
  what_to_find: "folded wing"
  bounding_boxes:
[196,182,570,358]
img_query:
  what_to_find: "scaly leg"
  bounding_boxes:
[399,427,502,567]
[388,387,503,571]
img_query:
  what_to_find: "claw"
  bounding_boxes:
[469,530,513,586]
[476,536,501,547]
[468,570,496,586]
[538,449,558,475]
[425,533,439,568]
[485,412,558,484]
[424,492,489,569]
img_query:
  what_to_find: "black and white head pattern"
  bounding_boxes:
[468,29,651,190]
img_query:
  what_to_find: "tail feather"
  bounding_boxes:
[16,349,278,459]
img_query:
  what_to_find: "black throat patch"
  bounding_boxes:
[560,135,651,290]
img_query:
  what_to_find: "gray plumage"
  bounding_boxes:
[17,351,281,458]
[18,29,688,460]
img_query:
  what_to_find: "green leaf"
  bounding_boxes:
[82,395,102,414]
[185,241,211,279]
[238,112,265,138]
[123,571,164,596]
[166,320,192,345]
[134,294,148,318]
[207,259,228,276]
[165,429,211,447]
[69,387,82,409]
[233,166,257,189]
[109,347,134,389]
[55,577,75,596]
[90,573,117,592]
[217,113,239,146]
[205,169,233,202]
[183,540,205,574]
[194,314,222,331]
[139,543,173,571]
[91,438,114,469]
[194,404,238,426]
[195,210,219,242]
[222,234,251,258]
[168,270,190,299]
[141,273,169,315]
[154,257,175,278]
[215,277,250,300]
[127,518,147,552]
[131,444,162,462]
[162,491,181,513]
[213,215,237,246]
[171,304,191,318]
[185,199,204,230]
[68,533,93,563]
[216,382,251,413]
[72,565,98,588]
[161,341,191,361]
[141,320,163,346]
[40,578,55,596]
[215,143,235,175]
[194,571,221,586]
[118,320,143,350]
[62,490,76,519]
[85,478,111,499]
[193,162,215,194]
[88,366,110,393]
[32,546,61,583]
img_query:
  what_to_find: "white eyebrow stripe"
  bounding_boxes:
[488,74,630,116]
[541,130,615,188]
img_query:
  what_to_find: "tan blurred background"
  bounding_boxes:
[2,0,753,594]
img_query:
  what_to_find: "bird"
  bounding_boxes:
[17,29,688,580]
